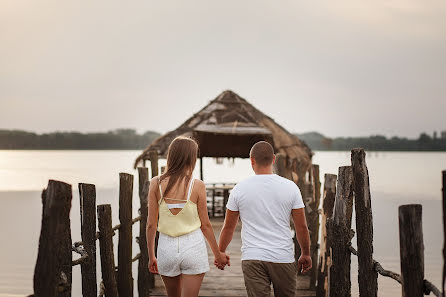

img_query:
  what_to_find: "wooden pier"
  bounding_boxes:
[149,218,316,297]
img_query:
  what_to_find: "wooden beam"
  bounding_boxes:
[329,166,354,297]
[118,173,134,297]
[97,204,118,297]
[442,170,445,297]
[316,173,337,297]
[351,148,377,297]
[399,204,424,297]
[33,180,72,297]
[275,153,292,180]
[78,183,97,297]
[149,151,160,288]
[137,167,151,296]
[308,164,321,289]
[200,157,204,181]
[149,150,159,177]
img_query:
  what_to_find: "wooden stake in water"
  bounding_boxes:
[442,170,445,297]
[34,180,73,297]
[309,164,321,290]
[316,173,337,297]
[97,204,118,297]
[118,173,134,297]
[399,204,424,297]
[351,148,377,297]
[78,183,97,297]
[329,166,354,297]
[149,150,159,177]
[137,167,151,297]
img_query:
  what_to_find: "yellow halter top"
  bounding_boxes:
[157,177,201,237]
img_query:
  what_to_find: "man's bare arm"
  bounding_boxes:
[218,209,239,253]
[292,208,312,273]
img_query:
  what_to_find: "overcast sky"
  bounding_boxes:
[1,0,445,138]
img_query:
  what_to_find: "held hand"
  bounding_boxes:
[214,252,230,270]
[148,257,159,274]
[297,255,312,274]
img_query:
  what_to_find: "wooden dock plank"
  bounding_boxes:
[150,218,316,297]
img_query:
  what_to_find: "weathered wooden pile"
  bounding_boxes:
[31,167,153,297]
[315,149,443,297]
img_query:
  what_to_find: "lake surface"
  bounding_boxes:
[0,150,444,297]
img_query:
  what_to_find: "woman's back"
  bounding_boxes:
[158,176,199,215]
[157,176,202,237]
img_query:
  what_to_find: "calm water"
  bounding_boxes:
[0,150,444,297]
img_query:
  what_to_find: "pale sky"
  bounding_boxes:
[1,0,445,138]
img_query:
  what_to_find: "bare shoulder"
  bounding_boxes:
[150,176,160,185]
[149,176,161,191]
[193,179,205,189]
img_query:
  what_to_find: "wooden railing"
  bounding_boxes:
[316,148,443,297]
[30,169,152,297]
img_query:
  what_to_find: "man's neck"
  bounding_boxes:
[254,166,274,175]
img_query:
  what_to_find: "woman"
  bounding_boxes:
[146,136,229,297]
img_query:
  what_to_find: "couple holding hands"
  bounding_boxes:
[146,137,312,297]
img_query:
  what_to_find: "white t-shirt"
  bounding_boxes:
[226,174,304,263]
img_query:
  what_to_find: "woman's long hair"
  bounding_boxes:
[159,136,199,196]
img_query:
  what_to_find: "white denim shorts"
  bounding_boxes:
[157,228,210,277]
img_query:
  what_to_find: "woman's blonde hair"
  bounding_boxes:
[159,136,199,196]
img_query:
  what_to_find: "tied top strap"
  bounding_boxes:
[158,176,195,205]
[186,178,195,201]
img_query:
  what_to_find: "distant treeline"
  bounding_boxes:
[0,129,160,150]
[2,128,445,151]
[296,132,446,151]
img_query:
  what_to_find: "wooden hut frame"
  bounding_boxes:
[134,90,313,184]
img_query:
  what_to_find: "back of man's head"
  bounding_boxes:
[250,141,274,167]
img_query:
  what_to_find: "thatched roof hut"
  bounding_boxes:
[134,90,312,180]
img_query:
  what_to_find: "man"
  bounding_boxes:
[217,141,311,297]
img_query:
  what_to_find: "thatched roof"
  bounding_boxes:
[134,90,312,169]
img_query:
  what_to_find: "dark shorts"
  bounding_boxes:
[241,260,297,297]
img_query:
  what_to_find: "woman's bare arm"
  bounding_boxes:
[146,177,160,272]
[196,180,228,267]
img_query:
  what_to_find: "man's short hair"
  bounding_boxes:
[250,141,274,166]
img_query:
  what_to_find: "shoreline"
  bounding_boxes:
[1,148,446,152]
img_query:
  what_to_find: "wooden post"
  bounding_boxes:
[212,188,216,217]
[275,153,292,180]
[78,183,97,297]
[442,170,445,297]
[137,167,151,297]
[351,148,377,297]
[316,174,337,297]
[149,150,159,177]
[97,204,119,297]
[200,157,204,181]
[34,180,72,297]
[223,189,229,217]
[329,166,354,297]
[149,150,159,288]
[308,164,321,289]
[118,173,134,297]
[399,204,424,297]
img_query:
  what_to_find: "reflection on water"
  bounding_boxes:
[0,150,444,296]
[0,150,444,200]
